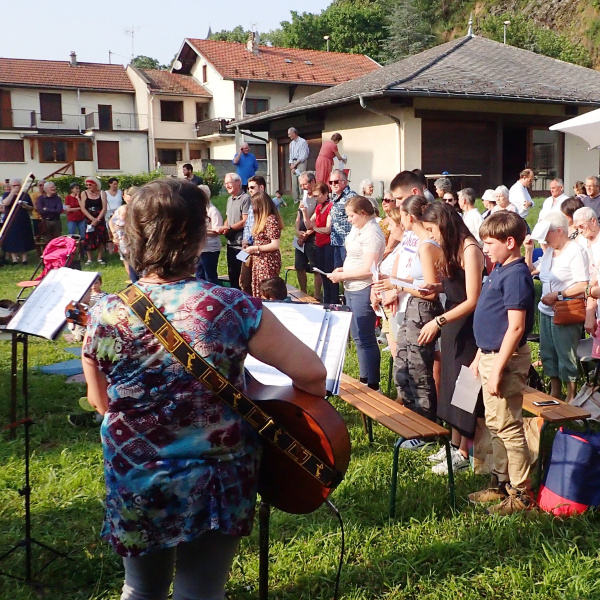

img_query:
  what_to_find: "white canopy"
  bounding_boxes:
[550,108,600,150]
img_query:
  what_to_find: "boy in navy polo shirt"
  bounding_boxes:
[469,211,535,515]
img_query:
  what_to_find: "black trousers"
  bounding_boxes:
[226,245,242,290]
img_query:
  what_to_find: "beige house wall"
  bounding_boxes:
[564,134,600,187]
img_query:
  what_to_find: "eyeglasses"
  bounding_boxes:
[329,180,343,185]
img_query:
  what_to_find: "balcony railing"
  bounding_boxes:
[84,112,147,132]
[195,118,234,138]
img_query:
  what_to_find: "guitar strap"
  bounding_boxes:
[117,284,342,489]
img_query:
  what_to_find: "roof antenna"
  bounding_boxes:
[467,13,473,37]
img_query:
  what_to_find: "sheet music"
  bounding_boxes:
[6,267,99,340]
[244,303,351,393]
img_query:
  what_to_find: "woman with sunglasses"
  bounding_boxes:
[379,189,400,258]
[79,176,109,265]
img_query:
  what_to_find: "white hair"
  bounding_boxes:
[198,184,211,199]
[543,211,569,232]
[43,181,56,191]
[9,178,22,186]
[224,172,241,183]
[573,207,598,224]
[494,185,509,198]
[359,179,374,194]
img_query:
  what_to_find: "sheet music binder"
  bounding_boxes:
[6,267,99,341]
[244,302,352,395]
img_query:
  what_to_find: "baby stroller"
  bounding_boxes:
[16,235,82,301]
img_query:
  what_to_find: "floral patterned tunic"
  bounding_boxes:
[83,279,263,557]
[251,214,282,296]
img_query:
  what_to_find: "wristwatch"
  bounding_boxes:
[557,291,564,301]
[435,315,447,328]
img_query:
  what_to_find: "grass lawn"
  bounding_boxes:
[1,196,600,599]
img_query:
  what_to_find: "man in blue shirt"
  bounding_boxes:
[233,143,259,192]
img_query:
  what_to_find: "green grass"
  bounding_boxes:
[2,196,600,599]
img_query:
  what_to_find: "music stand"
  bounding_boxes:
[0,332,69,584]
[0,267,99,584]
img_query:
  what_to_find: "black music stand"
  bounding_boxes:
[0,333,70,584]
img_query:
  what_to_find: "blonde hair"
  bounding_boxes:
[252,192,284,236]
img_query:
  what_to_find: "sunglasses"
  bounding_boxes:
[382,198,392,203]
[329,180,344,185]
[248,185,258,189]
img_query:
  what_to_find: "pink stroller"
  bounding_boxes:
[17,236,81,300]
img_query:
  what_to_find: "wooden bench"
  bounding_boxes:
[337,374,454,517]
[522,386,591,489]
[286,284,320,304]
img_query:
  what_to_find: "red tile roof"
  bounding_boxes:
[184,39,380,86]
[139,69,211,97]
[0,58,134,92]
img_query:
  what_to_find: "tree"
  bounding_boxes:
[210,25,251,44]
[383,0,435,63]
[131,55,163,70]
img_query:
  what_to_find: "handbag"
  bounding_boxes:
[570,383,600,421]
[553,297,586,326]
[538,427,600,515]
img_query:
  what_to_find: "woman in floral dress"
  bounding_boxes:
[246,192,284,297]
[82,179,325,600]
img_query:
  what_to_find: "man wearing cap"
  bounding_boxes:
[481,189,496,219]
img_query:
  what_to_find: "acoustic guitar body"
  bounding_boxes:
[245,374,351,515]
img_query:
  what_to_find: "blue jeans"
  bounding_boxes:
[333,245,346,269]
[121,530,240,600]
[196,251,220,285]
[315,244,338,304]
[67,219,86,239]
[345,286,380,388]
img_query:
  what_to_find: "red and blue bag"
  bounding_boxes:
[538,427,600,516]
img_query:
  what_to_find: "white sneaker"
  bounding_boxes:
[431,447,469,475]
[427,446,448,463]
[400,439,430,450]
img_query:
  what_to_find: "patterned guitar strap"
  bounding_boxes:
[117,284,342,489]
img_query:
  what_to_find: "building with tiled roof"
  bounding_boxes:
[161,34,381,171]
[127,66,212,171]
[0,53,148,181]
[234,34,600,196]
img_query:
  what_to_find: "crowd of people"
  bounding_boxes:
[7,151,600,597]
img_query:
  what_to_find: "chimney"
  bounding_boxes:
[246,32,259,56]
[70,51,77,67]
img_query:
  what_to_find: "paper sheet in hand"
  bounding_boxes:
[292,236,305,253]
[312,267,331,276]
[236,249,250,262]
[530,221,550,243]
[450,365,482,414]
[6,267,99,340]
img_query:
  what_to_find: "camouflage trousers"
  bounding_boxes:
[395,296,442,422]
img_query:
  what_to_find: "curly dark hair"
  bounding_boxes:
[421,201,475,277]
[126,179,207,278]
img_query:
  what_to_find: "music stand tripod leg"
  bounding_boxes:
[258,501,270,600]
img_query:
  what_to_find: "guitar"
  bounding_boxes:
[65,301,351,515]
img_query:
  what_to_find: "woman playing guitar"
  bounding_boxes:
[81,179,328,600]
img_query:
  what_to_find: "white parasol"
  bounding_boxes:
[550,108,600,150]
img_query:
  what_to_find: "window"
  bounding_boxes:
[196,103,205,123]
[40,139,68,162]
[40,93,62,121]
[202,65,207,83]
[98,105,113,131]
[76,140,93,161]
[189,148,202,160]
[156,148,182,165]
[160,100,184,122]
[0,139,24,162]
[248,143,267,160]
[97,140,120,170]
[245,98,269,115]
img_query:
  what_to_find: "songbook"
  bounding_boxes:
[244,302,351,395]
[6,267,99,341]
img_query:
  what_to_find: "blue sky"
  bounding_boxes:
[2,0,331,66]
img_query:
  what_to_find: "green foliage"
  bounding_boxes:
[198,163,223,197]
[210,25,251,44]
[47,169,165,196]
[131,55,164,70]
[478,13,593,67]
[383,0,436,63]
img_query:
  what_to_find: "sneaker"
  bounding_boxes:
[85,260,92,266]
[468,482,508,504]
[67,413,98,427]
[427,445,448,463]
[431,447,469,475]
[400,439,430,450]
[487,486,535,516]
[97,259,106,265]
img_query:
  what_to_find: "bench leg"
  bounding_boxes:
[533,421,549,493]
[389,437,404,518]
[361,415,374,442]
[442,437,456,510]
